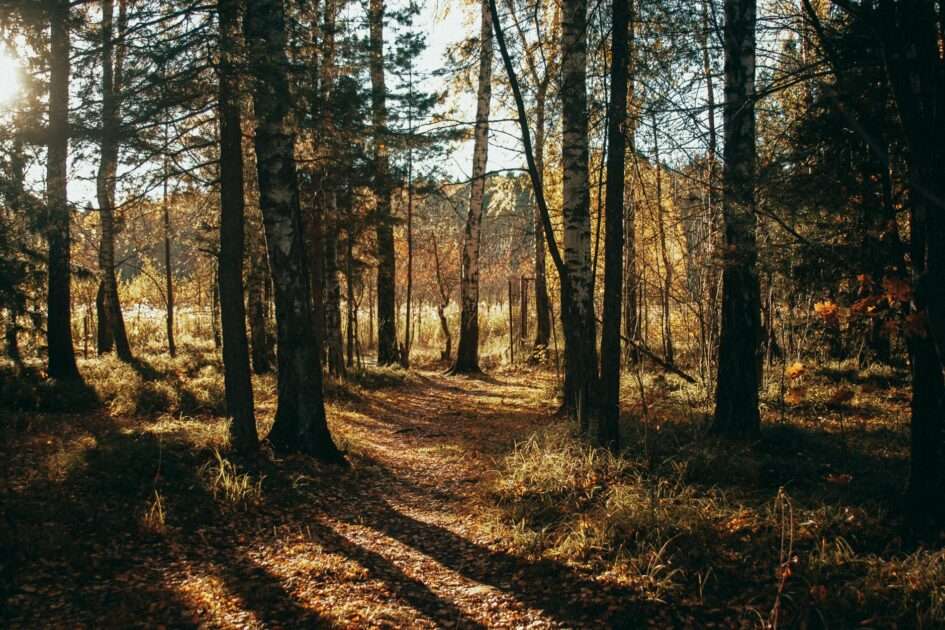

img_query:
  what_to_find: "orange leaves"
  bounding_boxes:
[785,387,807,406]
[814,301,841,328]
[850,295,884,317]
[786,362,805,380]
[882,275,911,304]
[784,362,808,405]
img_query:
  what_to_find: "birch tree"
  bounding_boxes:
[244,0,342,461]
[450,0,493,374]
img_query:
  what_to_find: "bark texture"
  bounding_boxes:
[46,0,81,381]
[96,0,132,362]
[712,0,761,437]
[599,0,630,450]
[560,0,596,426]
[369,0,397,366]
[873,0,945,530]
[218,0,258,453]
[244,0,342,461]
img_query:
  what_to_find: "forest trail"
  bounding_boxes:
[3,368,650,629]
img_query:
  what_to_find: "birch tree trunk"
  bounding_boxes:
[46,0,81,381]
[369,0,397,366]
[561,0,596,427]
[218,0,258,453]
[451,0,493,374]
[712,0,761,437]
[96,0,132,362]
[599,0,630,450]
[244,0,342,461]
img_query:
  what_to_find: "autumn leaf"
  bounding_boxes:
[785,386,807,405]
[882,275,912,303]
[814,301,841,327]
[786,362,805,380]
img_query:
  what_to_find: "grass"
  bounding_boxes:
[200,450,265,509]
[485,361,944,627]
[3,332,943,627]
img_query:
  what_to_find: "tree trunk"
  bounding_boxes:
[561,0,596,427]
[244,0,342,461]
[96,0,132,362]
[701,0,721,392]
[242,94,272,375]
[875,0,945,531]
[218,0,258,453]
[599,0,630,451]
[46,0,80,381]
[345,230,356,369]
[432,234,452,361]
[211,259,222,350]
[324,196,345,377]
[712,0,761,437]
[652,113,674,365]
[162,137,176,357]
[247,260,272,374]
[623,8,639,364]
[533,79,552,350]
[369,0,397,366]
[451,0,493,375]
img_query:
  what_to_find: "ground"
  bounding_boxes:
[2,366,651,629]
[2,356,943,628]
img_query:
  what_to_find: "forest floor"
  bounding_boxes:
[2,349,944,628]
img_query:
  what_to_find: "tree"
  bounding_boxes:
[95,0,132,362]
[45,0,80,381]
[560,0,596,427]
[599,0,631,450]
[712,0,761,437]
[244,0,342,461]
[217,0,257,454]
[450,0,493,375]
[504,0,555,351]
[868,0,945,530]
[369,0,398,366]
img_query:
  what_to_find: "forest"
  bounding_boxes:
[1,0,944,627]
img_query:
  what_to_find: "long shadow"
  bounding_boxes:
[264,458,648,628]
[2,417,328,628]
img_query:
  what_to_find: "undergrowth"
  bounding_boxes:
[487,365,942,627]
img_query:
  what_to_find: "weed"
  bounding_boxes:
[200,449,264,508]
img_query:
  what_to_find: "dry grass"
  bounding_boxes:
[486,362,944,627]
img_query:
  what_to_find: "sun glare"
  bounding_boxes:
[0,49,22,106]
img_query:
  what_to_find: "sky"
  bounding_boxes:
[1,0,522,208]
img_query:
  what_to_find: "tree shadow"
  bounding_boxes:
[261,457,648,628]
[1,416,329,628]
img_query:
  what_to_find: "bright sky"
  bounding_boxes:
[415,0,524,183]
[5,1,518,207]
[0,47,22,105]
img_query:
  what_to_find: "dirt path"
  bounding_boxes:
[3,368,647,629]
